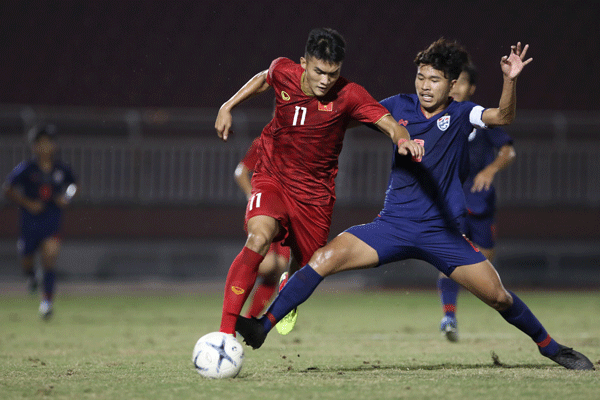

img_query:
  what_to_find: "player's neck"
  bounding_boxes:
[300,72,315,97]
[37,157,53,173]
[420,98,452,119]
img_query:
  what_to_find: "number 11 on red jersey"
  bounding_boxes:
[249,192,262,210]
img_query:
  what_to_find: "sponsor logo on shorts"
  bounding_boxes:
[281,91,290,101]
[231,286,245,295]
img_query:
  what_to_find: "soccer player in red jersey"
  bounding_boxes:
[215,28,424,336]
[234,137,291,318]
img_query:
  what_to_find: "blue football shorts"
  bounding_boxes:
[462,213,496,250]
[345,215,486,277]
[18,213,61,256]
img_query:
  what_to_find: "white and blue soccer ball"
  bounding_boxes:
[192,332,244,379]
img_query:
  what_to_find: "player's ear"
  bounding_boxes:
[449,79,458,91]
[300,57,307,70]
[469,84,476,97]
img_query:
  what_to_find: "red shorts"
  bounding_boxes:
[245,175,333,266]
[268,240,291,260]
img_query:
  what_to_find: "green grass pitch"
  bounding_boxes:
[1,287,598,399]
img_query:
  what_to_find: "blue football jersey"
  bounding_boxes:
[463,126,513,215]
[5,159,76,221]
[379,93,485,223]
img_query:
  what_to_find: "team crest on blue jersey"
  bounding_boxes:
[53,170,64,183]
[437,115,450,131]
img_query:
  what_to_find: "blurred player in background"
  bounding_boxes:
[215,27,421,338]
[438,63,516,342]
[237,39,594,370]
[234,137,291,318]
[3,124,77,319]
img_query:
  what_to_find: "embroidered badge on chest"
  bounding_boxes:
[318,102,333,112]
[437,115,450,131]
[53,170,64,183]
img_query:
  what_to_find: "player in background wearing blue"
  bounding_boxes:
[236,39,594,370]
[438,63,516,342]
[3,125,77,319]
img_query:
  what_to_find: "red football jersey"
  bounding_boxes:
[253,57,390,205]
[241,137,261,171]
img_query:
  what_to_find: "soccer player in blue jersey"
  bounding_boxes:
[3,125,77,319]
[438,62,517,342]
[236,39,594,370]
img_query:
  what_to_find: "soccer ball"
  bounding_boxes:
[192,332,244,379]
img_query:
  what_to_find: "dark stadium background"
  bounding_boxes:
[1,0,599,288]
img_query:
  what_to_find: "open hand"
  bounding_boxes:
[500,42,533,80]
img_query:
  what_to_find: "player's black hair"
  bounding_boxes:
[28,124,57,143]
[462,62,478,85]
[305,28,346,64]
[414,38,470,81]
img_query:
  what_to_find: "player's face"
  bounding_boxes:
[33,136,56,158]
[415,64,456,113]
[300,56,342,97]
[450,71,476,102]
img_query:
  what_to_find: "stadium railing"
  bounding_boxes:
[1,105,599,207]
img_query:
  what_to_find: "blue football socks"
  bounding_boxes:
[499,291,559,357]
[261,265,323,332]
[42,270,56,301]
[437,276,460,318]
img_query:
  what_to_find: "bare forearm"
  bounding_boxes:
[488,144,516,173]
[221,70,270,111]
[483,77,517,127]
[496,77,517,124]
[4,186,31,208]
[234,164,253,199]
[376,114,411,143]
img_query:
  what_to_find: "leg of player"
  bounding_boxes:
[437,245,493,342]
[275,255,299,335]
[39,237,60,319]
[437,271,460,342]
[236,232,379,349]
[449,260,594,370]
[477,247,495,262]
[245,251,286,318]
[220,215,279,335]
[21,254,38,294]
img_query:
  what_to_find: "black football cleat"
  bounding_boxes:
[235,316,267,350]
[546,345,595,370]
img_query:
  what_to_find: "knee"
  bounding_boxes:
[488,289,513,311]
[245,232,272,255]
[309,245,350,277]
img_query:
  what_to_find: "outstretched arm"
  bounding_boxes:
[482,42,533,127]
[215,70,271,141]
[375,114,425,159]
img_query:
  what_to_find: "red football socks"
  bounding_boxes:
[220,247,264,335]
[245,281,277,318]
